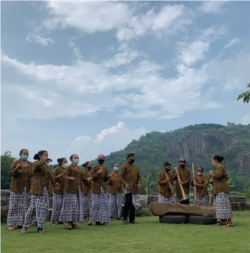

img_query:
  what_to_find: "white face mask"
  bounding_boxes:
[197,172,203,176]
[212,161,216,166]
[62,163,68,168]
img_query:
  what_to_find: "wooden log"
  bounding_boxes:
[165,172,177,204]
[192,163,197,202]
[149,202,215,217]
[175,167,186,200]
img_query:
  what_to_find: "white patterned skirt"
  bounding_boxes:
[109,193,122,218]
[59,186,84,223]
[214,192,232,220]
[51,193,64,222]
[23,187,49,228]
[158,194,174,203]
[7,186,29,227]
[194,192,209,206]
[90,187,110,223]
[124,188,140,210]
[83,191,92,217]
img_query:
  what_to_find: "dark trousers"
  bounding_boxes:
[123,193,135,222]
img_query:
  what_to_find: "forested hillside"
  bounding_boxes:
[2,123,250,195]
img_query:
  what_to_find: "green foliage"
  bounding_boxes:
[141,168,158,194]
[237,82,250,103]
[1,152,15,189]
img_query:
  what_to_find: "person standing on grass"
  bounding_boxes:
[90,154,111,225]
[158,162,174,203]
[108,163,122,220]
[209,155,234,227]
[22,150,55,234]
[191,166,209,206]
[50,157,67,225]
[120,153,141,224]
[173,158,191,204]
[7,149,33,230]
[82,161,93,225]
[59,154,84,229]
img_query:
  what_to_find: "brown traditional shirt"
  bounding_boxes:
[8,159,33,193]
[108,172,122,194]
[210,163,230,194]
[29,159,54,195]
[82,168,92,195]
[52,166,66,194]
[173,167,191,199]
[91,164,109,194]
[120,162,141,194]
[158,170,174,199]
[191,175,208,198]
[63,164,83,194]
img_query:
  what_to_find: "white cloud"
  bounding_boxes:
[224,38,241,49]
[43,2,193,41]
[241,114,250,125]
[69,41,83,61]
[26,34,54,46]
[65,122,147,161]
[197,1,227,14]
[177,41,210,66]
[95,122,124,142]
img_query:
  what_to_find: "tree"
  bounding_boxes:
[1,152,15,189]
[141,168,158,195]
[237,83,250,103]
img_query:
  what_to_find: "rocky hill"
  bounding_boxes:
[101,123,250,193]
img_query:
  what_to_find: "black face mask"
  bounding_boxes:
[129,159,134,164]
[98,159,105,164]
[165,168,170,172]
[180,164,185,168]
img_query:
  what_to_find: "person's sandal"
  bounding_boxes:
[51,222,56,225]
[37,227,45,233]
[64,222,72,229]
[88,221,92,226]
[71,223,78,229]
[122,220,128,224]
[130,221,138,224]
[21,227,27,234]
[7,226,15,230]
[223,223,234,227]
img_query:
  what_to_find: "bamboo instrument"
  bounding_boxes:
[165,172,177,204]
[175,167,186,200]
[200,176,211,200]
[192,163,197,202]
[209,184,213,205]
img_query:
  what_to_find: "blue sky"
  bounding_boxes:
[1,1,250,163]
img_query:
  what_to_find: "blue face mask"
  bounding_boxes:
[113,167,119,172]
[74,159,79,165]
[21,156,28,161]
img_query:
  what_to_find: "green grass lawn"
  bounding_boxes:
[1,211,250,253]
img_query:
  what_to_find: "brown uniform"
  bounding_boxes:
[173,167,190,199]
[108,172,122,194]
[52,166,66,194]
[8,159,33,193]
[191,175,208,198]
[120,162,141,194]
[158,170,174,199]
[91,164,109,194]
[82,168,92,195]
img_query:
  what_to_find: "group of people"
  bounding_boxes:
[158,156,234,227]
[7,149,234,233]
[7,150,141,233]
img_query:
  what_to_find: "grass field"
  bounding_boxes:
[1,211,250,253]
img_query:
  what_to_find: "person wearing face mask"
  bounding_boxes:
[50,158,67,225]
[22,150,54,234]
[59,154,84,229]
[90,154,111,225]
[173,158,191,205]
[7,149,33,230]
[108,163,123,220]
[121,153,141,224]
[158,162,174,203]
[82,161,93,225]
[209,155,234,227]
[191,167,209,206]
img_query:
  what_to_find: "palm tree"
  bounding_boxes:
[3,151,11,157]
[141,168,158,195]
[237,83,250,103]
